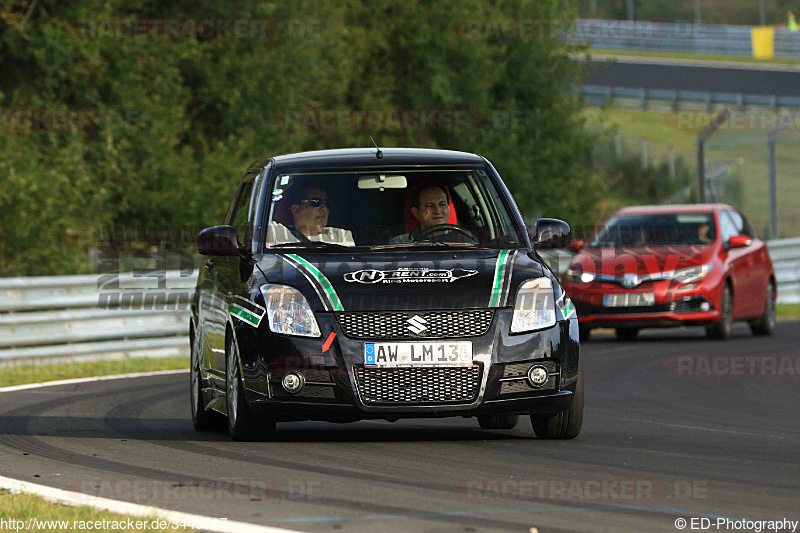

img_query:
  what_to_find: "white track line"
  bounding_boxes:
[0,475,300,533]
[0,371,300,532]
[0,369,188,393]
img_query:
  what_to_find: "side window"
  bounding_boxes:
[228,180,255,246]
[719,211,738,243]
[726,210,744,235]
[740,213,756,238]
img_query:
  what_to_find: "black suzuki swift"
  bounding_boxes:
[191,148,582,440]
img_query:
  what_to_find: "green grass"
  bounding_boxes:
[0,356,188,388]
[584,107,800,238]
[777,303,800,318]
[588,48,800,66]
[0,490,175,532]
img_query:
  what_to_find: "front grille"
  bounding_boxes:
[337,310,493,339]
[574,297,711,316]
[271,385,335,399]
[354,364,482,404]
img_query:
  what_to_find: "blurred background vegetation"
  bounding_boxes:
[1,0,698,276]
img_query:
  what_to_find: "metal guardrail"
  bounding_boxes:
[0,239,797,362]
[580,85,800,110]
[539,237,800,304]
[0,271,197,362]
[567,19,800,58]
[767,237,800,303]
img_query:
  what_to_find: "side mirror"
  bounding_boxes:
[198,225,243,256]
[727,234,752,249]
[568,240,584,253]
[532,218,572,249]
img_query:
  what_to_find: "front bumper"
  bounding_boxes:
[563,278,720,328]
[235,309,579,422]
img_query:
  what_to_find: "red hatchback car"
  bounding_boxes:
[561,204,776,341]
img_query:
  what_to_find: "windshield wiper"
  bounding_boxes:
[371,241,478,250]
[269,242,355,252]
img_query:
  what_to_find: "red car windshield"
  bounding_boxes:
[589,213,716,247]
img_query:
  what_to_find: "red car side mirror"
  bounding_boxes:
[728,235,752,248]
[568,240,584,252]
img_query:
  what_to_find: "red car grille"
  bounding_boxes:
[575,297,711,316]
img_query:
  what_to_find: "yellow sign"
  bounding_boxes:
[751,26,775,59]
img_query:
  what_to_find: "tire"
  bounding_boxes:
[226,336,275,441]
[531,362,584,439]
[707,284,733,340]
[579,325,591,342]
[615,327,639,341]
[477,414,519,430]
[750,282,776,336]
[190,329,224,431]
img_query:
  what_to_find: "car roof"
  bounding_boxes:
[267,147,485,171]
[613,204,733,216]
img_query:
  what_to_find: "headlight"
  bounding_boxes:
[670,263,713,285]
[260,285,321,337]
[511,277,557,333]
[565,267,595,284]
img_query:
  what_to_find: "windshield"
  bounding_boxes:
[263,169,522,250]
[589,213,716,247]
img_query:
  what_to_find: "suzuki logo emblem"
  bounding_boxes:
[406,315,428,335]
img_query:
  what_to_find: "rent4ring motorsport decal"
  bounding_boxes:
[344,267,478,284]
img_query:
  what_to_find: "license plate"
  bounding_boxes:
[603,293,656,307]
[364,341,472,367]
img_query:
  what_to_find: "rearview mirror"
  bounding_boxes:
[568,240,584,252]
[198,225,243,256]
[357,174,408,190]
[727,234,752,249]
[532,218,572,249]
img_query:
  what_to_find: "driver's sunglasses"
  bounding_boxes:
[298,198,330,208]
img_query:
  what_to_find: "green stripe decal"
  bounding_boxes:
[229,305,261,326]
[489,250,510,308]
[561,299,576,319]
[287,253,344,312]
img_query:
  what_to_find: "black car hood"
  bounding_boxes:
[255,249,545,311]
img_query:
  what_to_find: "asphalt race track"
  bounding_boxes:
[582,59,800,97]
[1,321,798,532]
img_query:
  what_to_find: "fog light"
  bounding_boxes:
[527,365,549,388]
[700,302,711,312]
[282,372,305,394]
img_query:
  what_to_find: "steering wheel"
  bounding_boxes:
[414,224,478,244]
